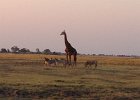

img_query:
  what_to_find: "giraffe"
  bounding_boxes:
[60,30,77,66]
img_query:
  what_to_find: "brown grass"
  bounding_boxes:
[0,53,139,99]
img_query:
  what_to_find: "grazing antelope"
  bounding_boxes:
[44,57,57,66]
[85,60,98,69]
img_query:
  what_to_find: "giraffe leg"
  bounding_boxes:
[74,54,77,66]
[69,54,71,65]
[66,53,69,65]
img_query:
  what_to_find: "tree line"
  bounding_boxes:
[0,46,64,55]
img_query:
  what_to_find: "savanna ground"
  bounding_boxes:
[0,54,139,100]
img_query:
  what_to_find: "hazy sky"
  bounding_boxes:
[0,0,140,55]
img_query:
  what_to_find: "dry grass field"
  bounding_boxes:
[0,53,139,99]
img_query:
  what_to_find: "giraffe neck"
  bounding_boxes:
[64,34,69,47]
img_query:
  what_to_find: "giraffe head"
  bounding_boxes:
[60,30,66,35]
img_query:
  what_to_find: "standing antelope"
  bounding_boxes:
[85,60,98,69]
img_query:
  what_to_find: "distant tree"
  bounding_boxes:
[98,54,105,56]
[52,52,62,55]
[7,49,10,53]
[36,48,41,54]
[20,48,30,53]
[43,49,52,54]
[11,46,20,53]
[1,48,7,53]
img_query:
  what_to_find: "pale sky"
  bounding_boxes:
[0,0,140,55]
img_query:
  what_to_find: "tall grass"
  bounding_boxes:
[1,53,140,66]
[78,55,140,66]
